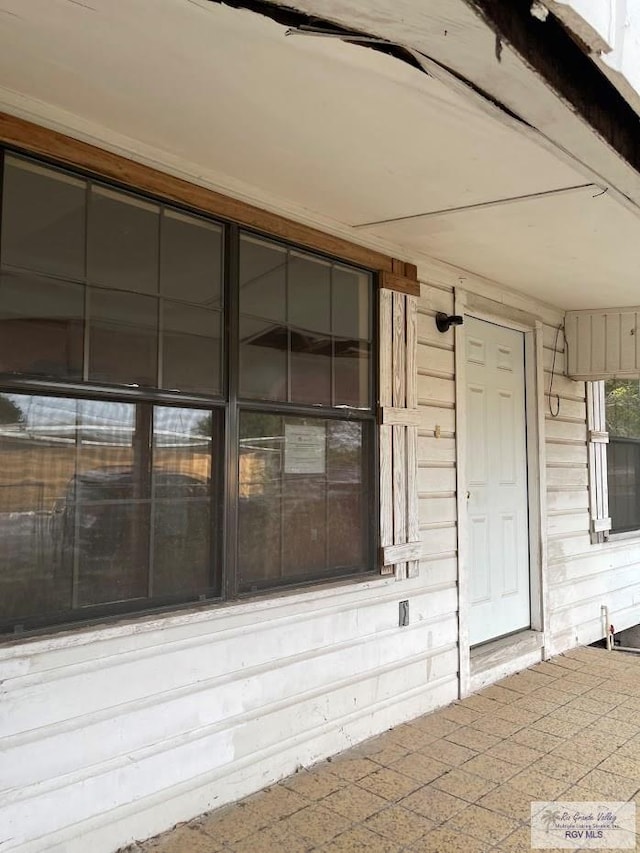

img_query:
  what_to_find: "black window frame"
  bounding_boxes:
[0,146,378,637]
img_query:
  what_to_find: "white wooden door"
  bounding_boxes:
[465,316,530,645]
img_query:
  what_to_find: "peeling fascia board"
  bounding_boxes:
[543,2,640,120]
[256,0,640,216]
[544,0,614,53]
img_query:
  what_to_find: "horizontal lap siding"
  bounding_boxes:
[0,280,459,853]
[543,324,640,656]
[0,578,459,853]
[415,281,458,676]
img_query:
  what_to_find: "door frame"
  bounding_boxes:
[454,288,548,698]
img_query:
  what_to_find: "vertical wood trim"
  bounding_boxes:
[392,292,407,579]
[379,290,394,572]
[531,323,548,645]
[406,295,419,578]
[406,296,417,409]
[587,381,611,542]
[587,383,599,543]
[454,288,470,698]
[380,425,394,574]
[392,292,406,408]
[393,424,408,579]
[406,426,419,578]
[380,290,393,408]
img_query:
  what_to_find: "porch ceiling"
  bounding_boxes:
[0,0,638,310]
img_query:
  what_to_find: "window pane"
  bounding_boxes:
[238,412,283,586]
[74,400,149,606]
[607,438,640,533]
[334,339,370,408]
[327,421,367,568]
[88,185,159,294]
[332,265,371,340]
[606,380,640,439]
[88,288,158,386]
[239,234,286,323]
[288,251,331,334]
[161,209,222,307]
[239,315,287,401]
[238,412,371,590]
[291,331,331,405]
[0,394,78,626]
[606,380,640,533]
[0,272,84,379]
[152,406,215,596]
[1,155,86,279]
[162,301,221,395]
[0,394,220,632]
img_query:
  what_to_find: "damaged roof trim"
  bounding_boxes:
[209,0,531,126]
[463,0,640,189]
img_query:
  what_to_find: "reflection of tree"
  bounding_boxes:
[195,412,213,439]
[240,412,280,440]
[0,395,24,425]
[606,380,640,438]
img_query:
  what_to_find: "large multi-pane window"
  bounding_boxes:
[0,152,375,634]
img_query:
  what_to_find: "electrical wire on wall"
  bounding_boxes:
[548,324,566,417]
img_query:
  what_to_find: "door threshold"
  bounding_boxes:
[468,629,543,694]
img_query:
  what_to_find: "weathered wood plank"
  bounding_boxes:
[546,465,588,487]
[393,292,406,409]
[417,344,455,375]
[418,496,457,525]
[383,540,422,565]
[380,407,421,427]
[379,289,393,408]
[393,424,407,579]
[417,465,457,494]
[379,424,393,555]
[417,374,456,406]
[407,425,419,578]
[380,270,420,296]
[406,296,418,411]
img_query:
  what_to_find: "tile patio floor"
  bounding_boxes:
[130,647,640,852]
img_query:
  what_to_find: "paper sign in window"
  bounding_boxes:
[284,424,326,474]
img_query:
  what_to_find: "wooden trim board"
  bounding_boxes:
[0,111,412,275]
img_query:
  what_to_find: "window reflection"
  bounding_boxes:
[1,155,86,280]
[0,272,84,379]
[88,288,158,386]
[238,412,370,590]
[238,233,372,408]
[0,393,218,630]
[88,186,159,294]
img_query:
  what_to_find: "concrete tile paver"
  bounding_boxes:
[133,648,640,853]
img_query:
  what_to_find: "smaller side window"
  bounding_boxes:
[605,379,640,534]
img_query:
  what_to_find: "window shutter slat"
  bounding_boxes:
[379,275,420,578]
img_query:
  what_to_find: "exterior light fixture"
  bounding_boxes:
[435,313,464,333]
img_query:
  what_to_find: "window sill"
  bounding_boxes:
[0,569,390,654]
[606,529,640,543]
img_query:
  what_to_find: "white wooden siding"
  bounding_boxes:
[543,322,640,656]
[0,278,460,853]
[416,281,458,586]
[0,573,459,853]
[565,308,640,380]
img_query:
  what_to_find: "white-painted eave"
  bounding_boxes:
[0,0,639,311]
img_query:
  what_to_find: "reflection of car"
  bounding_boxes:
[50,468,210,571]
